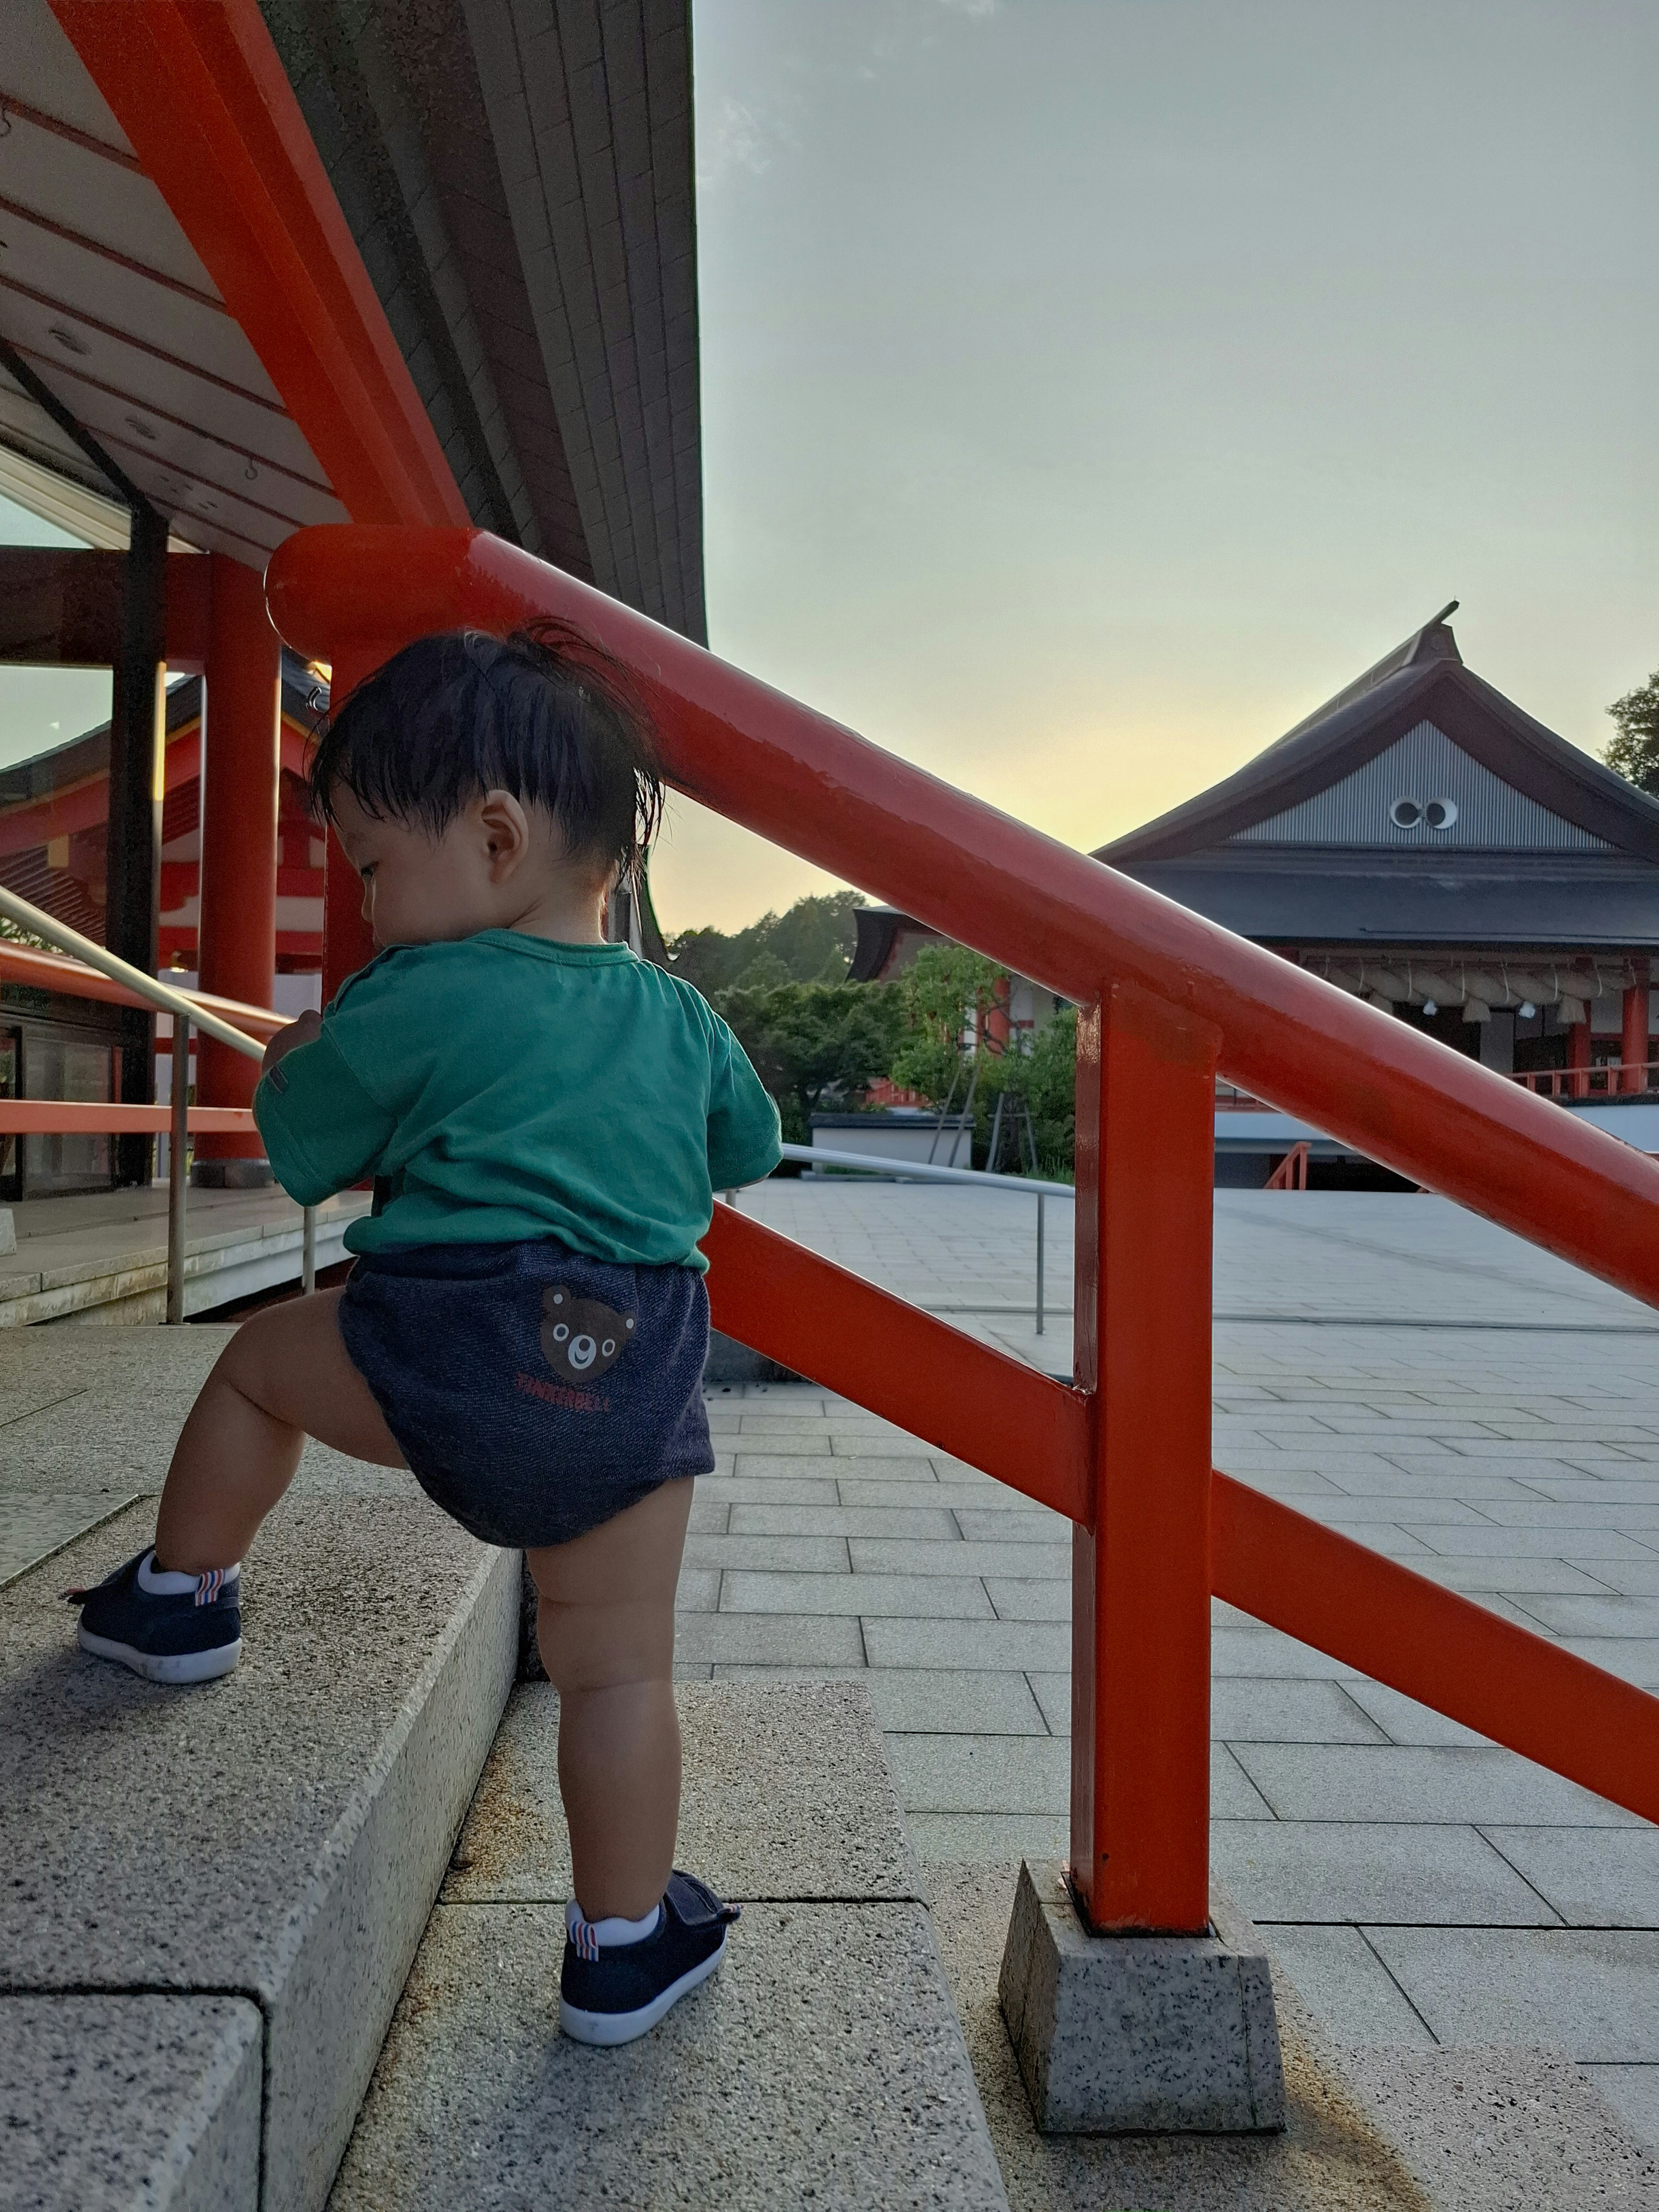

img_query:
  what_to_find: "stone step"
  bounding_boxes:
[0,1188,369,1329]
[1,1996,262,2212]
[0,1340,519,2212]
[328,1681,1011,2212]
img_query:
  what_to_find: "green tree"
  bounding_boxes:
[889,945,1006,1106]
[967,1007,1078,1178]
[729,948,791,991]
[1604,672,1659,797]
[762,891,867,981]
[667,890,867,994]
[0,915,53,952]
[715,981,903,1143]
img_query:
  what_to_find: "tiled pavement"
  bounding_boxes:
[4,1182,1657,2150]
[686,1183,1659,2149]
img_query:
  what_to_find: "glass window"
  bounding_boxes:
[0,1029,18,1200]
[23,1031,115,1196]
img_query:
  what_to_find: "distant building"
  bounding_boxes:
[852,607,1659,1176]
[0,651,327,974]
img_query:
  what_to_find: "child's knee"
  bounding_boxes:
[213,1306,286,1395]
[536,1592,675,1693]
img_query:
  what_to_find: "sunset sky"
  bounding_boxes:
[649,0,1658,930]
[1,1,1653,942]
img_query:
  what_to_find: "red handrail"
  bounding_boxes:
[0,1105,257,1135]
[0,942,288,1042]
[1511,1059,1659,1098]
[266,524,1659,1929]
[704,1208,1659,1830]
[267,528,1659,1308]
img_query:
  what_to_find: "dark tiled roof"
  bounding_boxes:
[1126,852,1659,952]
[1098,610,1659,868]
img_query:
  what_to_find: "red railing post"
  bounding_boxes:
[1623,963,1650,1096]
[1071,979,1219,1933]
[1569,1016,1592,1100]
[195,553,281,1176]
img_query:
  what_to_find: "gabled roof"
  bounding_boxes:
[0,650,321,813]
[1098,608,1659,868]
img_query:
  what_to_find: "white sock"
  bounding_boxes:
[138,1549,240,1595]
[566,1898,662,1949]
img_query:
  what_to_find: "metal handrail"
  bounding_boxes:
[775,1140,1072,1335]
[0,885,316,1314]
[781,1140,1072,1198]
[0,887,268,1061]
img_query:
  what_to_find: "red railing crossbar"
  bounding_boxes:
[0,1105,257,1136]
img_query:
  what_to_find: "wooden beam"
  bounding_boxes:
[0,549,212,668]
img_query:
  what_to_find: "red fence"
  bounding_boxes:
[267,525,1659,1934]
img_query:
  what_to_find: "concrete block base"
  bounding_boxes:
[998,1859,1287,2133]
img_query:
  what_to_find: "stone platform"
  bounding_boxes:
[0,1325,518,2212]
[692,1185,1659,2155]
[0,1184,369,1330]
[936,1862,1659,2210]
[6,1189,1659,2203]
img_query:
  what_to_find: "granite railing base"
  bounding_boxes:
[998,1857,1287,2133]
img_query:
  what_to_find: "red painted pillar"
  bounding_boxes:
[320,647,379,1004]
[1070,979,1219,1933]
[1622,962,1650,1095]
[983,973,1012,1053]
[1568,1015,1592,1101]
[194,555,279,1179]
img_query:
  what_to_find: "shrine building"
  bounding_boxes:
[852,607,1659,1173]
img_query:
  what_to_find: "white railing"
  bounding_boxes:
[0,885,313,1322]
[768,1139,1072,1336]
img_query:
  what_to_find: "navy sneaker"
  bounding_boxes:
[559,1870,739,2047]
[68,1548,242,1685]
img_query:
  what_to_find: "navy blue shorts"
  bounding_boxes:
[337,1239,713,1549]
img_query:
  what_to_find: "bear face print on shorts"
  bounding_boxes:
[541,1287,636,1384]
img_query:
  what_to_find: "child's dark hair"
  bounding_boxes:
[307,623,663,884]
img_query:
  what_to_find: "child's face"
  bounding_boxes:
[330,785,610,947]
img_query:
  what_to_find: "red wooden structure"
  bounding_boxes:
[267,522,1659,1936]
[12,3,1658,1942]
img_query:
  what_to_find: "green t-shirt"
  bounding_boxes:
[252,932,781,1268]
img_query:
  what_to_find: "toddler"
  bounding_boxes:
[69,625,782,2045]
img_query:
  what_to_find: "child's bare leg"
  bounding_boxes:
[528,1477,693,1923]
[153,1289,405,1572]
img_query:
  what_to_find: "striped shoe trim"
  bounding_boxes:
[570,1913,601,1963]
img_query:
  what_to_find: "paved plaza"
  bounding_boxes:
[692,1181,1659,2151]
[3,1178,1657,2175]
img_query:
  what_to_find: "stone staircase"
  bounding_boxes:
[4,1330,1656,2210]
[329,1682,1008,2211]
[0,1323,518,2212]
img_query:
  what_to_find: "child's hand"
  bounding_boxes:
[262,1009,322,1078]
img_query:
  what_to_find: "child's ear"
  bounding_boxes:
[477,789,530,881]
